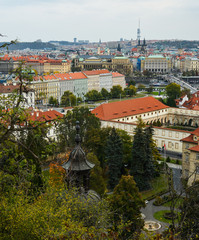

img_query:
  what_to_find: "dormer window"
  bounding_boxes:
[194,135,198,141]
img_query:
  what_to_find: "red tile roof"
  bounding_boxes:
[29,110,63,122]
[83,69,110,76]
[188,145,199,152]
[91,96,169,120]
[112,72,124,77]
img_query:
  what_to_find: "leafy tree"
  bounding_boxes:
[85,90,102,101]
[61,91,76,106]
[100,88,110,100]
[87,152,106,196]
[105,127,123,190]
[48,96,58,106]
[146,86,153,93]
[57,107,101,150]
[124,85,136,97]
[166,83,181,107]
[110,85,123,98]
[137,84,145,90]
[109,175,145,239]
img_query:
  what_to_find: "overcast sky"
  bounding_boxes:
[0,0,198,42]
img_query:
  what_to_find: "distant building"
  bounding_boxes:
[140,55,172,73]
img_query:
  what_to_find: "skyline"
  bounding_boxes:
[0,0,199,43]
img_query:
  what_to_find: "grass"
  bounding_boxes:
[141,174,169,200]
[163,198,184,208]
[154,210,179,223]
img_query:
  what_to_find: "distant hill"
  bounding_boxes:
[152,40,199,49]
[0,42,56,50]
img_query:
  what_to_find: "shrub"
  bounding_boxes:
[166,157,171,163]
[153,196,163,206]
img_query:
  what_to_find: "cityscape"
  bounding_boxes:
[1,0,199,239]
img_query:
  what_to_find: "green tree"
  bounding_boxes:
[109,175,145,239]
[58,107,101,150]
[85,90,102,101]
[166,83,181,107]
[110,85,123,98]
[61,91,76,106]
[48,96,58,106]
[105,128,123,190]
[87,152,106,196]
[100,88,110,100]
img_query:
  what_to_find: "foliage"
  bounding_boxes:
[130,119,159,191]
[110,85,123,98]
[57,107,101,150]
[109,175,145,239]
[100,88,110,100]
[179,181,199,239]
[166,83,181,107]
[0,187,112,240]
[85,90,102,101]
[87,153,106,196]
[61,90,76,106]
[105,128,123,190]
[49,96,58,106]
[124,85,137,97]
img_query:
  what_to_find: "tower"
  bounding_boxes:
[62,121,95,193]
[137,19,141,44]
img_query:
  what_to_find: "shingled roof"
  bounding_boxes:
[91,96,169,120]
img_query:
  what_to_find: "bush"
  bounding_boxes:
[166,157,171,163]
[153,196,163,206]
[176,159,180,165]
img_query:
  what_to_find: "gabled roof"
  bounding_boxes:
[29,110,63,122]
[91,96,169,120]
[83,69,110,76]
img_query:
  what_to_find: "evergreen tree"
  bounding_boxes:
[144,126,158,178]
[109,175,145,239]
[130,123,150,191]
[105,127,123,190]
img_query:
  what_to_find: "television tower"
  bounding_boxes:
[137,19,141,43]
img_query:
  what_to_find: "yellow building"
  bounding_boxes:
[181,128,199,185]
[77,56,133,75]
[141,55,172,73]
[184,58,199,72]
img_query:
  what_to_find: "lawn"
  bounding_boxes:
[154,210,179,223]
[141,174,169,200]
[163,198,184,208]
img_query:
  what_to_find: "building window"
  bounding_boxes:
[185,143,189,149]
[184,169,189,178]
[162,130,165,136]
[168,142,172,148]
[175,143,179,149]
[169,132,172,137]
[185,154,189,162]
[176,132,179,138]
[196,153,199,160]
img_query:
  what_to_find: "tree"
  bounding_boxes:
[130,119,159,191]
[109,175,145,239]
[100,88,110,100]
[57,107,101,150]
[181,87,191,99]
[105,128,123,190]
[110,85,123,98]
[87,152,106,196]
[124,85,136,97]
[166,83,181,107]
[85,90,102,101]
[61,91,76,106]
[49,96,58,106]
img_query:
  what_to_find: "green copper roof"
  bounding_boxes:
[114,56,128,59]
[148,55,165,58]
[79,58,84,61]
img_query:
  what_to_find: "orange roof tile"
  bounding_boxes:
[83,69,110,76]
[189,145,199,152]
[91,96,169,120]
[112,72,124,77]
